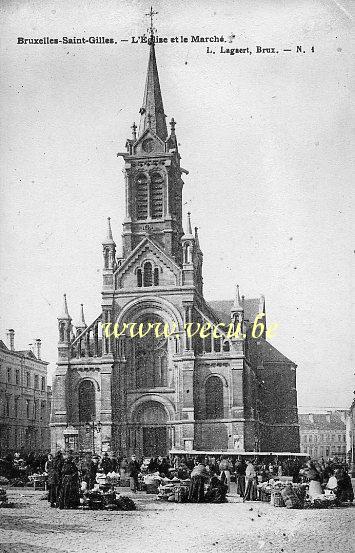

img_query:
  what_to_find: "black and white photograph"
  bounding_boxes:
[0,1,354,552]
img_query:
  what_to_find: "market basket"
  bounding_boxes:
[270,491,284,507]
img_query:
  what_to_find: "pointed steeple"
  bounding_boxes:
[60,293,71,320]
[77,304,86,329]
[231,284,243,313]
[184,212,193,238]
[103,217,115,245]
[138,40,167,140]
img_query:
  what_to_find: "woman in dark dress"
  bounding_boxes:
[58,454,79,509]
[336,467,354,503]
[205,476,228,503]
[188,463,209,503]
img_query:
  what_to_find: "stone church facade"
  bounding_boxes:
[50,41,300,457]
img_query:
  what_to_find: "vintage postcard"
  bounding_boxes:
[0,1,353,552]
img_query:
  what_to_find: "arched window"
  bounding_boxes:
[213,337,221,352]
[104,248,109,269]
[205,376,224,419]
[143,262,153,287]
[154,267,159,286]
[136,173,148,220]
[183,243,193,264]
[132,314,169,389]
[59,322,65,342]
[223,340,230,352]
[150,172,164,219]
[160,354,168,387]
[137,268,142,287]
[79,380,96,422]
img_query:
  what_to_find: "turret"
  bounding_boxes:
[194,226,203,295]
[102,217,116,270]
[230,285,244,337]
[75,303,87,336]
[181,213,195,285]
[102,217,116,291]
[58,294,72,358]
[257,294,266,338]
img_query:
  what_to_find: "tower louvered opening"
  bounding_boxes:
[150,172,163,219]
[136,173,148,220]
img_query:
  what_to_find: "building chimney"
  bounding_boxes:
[6,329,15,351]
[35,339,41,360]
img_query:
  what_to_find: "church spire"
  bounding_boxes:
[60,293,71,320]
[232,284,243,313]
[184,212,193,238]
[79,303,86,327]
[103,217,115,245]
[138,14,167,141]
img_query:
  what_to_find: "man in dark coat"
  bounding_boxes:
[88,456,99,489]
[100,453,112,475]
[127,455,140,492]
[235,459,247,497]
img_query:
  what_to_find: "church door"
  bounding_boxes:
[143,426,167,457]
[133,400,169,457]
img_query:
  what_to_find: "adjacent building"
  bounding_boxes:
[299,411,347,460]
[50,37,300,457]
[348,394,355,475]
[0,330,51,455]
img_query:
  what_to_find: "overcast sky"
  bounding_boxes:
[0,0,353,411]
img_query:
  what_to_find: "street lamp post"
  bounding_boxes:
[85,420,102,454]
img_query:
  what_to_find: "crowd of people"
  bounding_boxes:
[0,450,353,507]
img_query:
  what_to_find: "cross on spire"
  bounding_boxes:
[146,6,158,37]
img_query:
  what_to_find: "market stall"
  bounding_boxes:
[28,473,47,491]
[157,477,190,503]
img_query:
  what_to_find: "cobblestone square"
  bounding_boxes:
[0,487,354,553]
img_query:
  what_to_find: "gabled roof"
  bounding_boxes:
[258,339,296,366]
[0,340,9,351]
[115,236,181,283]
[207,298,260,325]
[15,349,38,359]
[298,412,346,431]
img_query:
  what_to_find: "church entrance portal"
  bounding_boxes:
[133,400,169,457]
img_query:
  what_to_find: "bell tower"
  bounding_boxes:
[118,30,186,265]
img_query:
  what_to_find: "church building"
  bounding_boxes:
[50,38,300,457]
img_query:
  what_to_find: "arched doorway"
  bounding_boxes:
[134,401,168,457]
